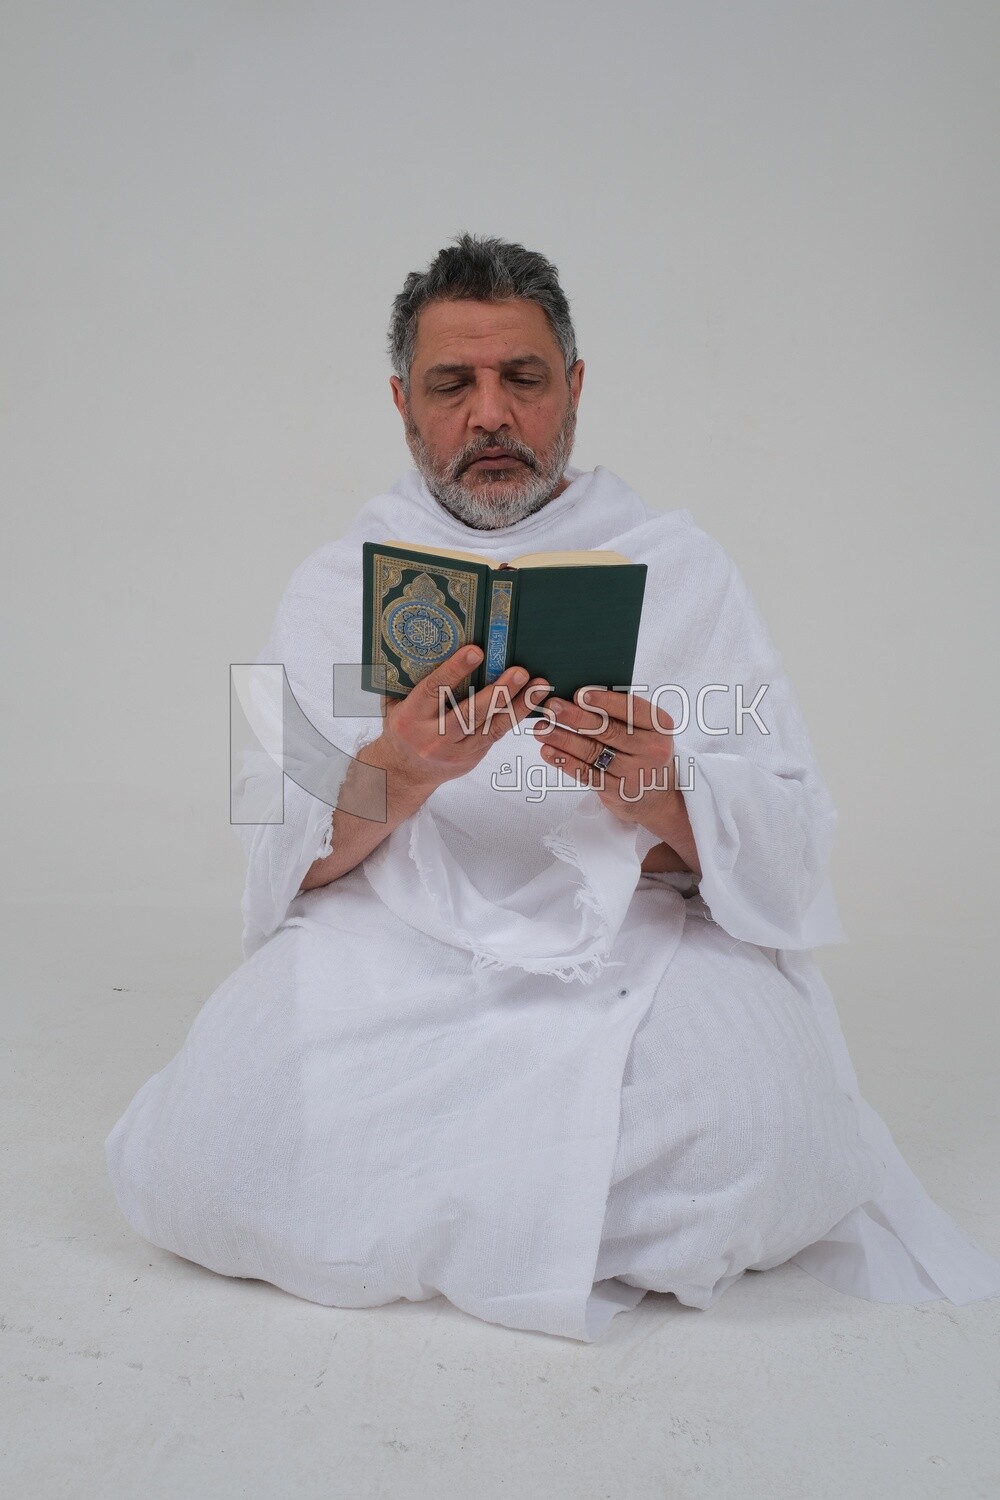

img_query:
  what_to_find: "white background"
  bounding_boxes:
[4,9,1000,1496]
[3,0,997,951]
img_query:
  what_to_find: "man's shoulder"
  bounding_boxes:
[611,494,736,579]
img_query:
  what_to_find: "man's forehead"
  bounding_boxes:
[412,298,561,371]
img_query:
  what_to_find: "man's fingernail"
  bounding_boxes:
[466,647,482,664]
[511,668,528,687]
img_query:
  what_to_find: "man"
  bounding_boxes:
[105,235,1000,1341]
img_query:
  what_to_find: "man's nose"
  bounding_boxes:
[466,375,514,433]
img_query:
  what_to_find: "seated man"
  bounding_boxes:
[105,234,1000,1341]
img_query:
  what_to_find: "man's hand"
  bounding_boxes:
[531,687,701,875]
[299,646,550,892]
[379,644,551,795]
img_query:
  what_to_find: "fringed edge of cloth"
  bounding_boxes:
[396,809,627,987]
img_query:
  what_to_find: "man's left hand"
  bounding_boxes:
[531,687,701,874]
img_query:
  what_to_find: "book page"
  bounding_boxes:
[511,549,631,567]
[381,540,492,567]
[380,541,632,569]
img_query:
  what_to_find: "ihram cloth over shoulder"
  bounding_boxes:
[105,466,1000,1340]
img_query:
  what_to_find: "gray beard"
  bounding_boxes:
[405,407,577,531]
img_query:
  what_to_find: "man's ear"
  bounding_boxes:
[389,376,409,421]
[569,359,585,410]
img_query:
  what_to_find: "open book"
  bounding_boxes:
[361,539,647,708]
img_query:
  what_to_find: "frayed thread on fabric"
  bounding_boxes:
[317,810,335,861]
[468,947,617,987]
[403,814,620,986]
[317,724,382,864]
[542,827,612,926]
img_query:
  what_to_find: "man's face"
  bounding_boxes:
[390,298,585,529]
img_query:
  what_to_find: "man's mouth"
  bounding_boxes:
[466,452,525,471]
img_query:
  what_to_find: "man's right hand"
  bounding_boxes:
[378,645,551,795]
[300,646,550,893]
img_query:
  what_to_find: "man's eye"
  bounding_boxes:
[435,383,465,394]
[510,377,541,386]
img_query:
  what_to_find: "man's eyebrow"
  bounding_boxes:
[423,355,551,381]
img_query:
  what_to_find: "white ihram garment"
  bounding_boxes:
[105,466,1000,1341]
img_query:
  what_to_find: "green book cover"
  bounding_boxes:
[361,540,647,713]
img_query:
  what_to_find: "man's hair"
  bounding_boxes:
[388,233,579,393]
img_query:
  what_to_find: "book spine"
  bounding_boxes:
[504,575,522,678]
[481,574,517,687]
[360,542,383,695]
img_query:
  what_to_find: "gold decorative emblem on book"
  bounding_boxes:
[379,572,464,684]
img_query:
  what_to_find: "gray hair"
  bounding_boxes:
[388,233,579,393]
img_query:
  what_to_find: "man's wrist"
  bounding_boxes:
[639,786,701,876]
[360,733,441,810]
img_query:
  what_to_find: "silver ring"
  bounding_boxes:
[593,745,616,772]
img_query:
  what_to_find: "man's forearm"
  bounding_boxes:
[299,737,437,891]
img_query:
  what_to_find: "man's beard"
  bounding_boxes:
[404,403,577,530]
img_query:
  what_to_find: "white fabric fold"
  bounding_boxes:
[364,791,647,983]
[781,949,1000,1305]
[235,775,337,959]
[681,749,846,950]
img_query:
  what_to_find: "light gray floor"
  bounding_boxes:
[4,900,998,1499]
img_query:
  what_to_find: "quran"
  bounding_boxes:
[361,540,648,709]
